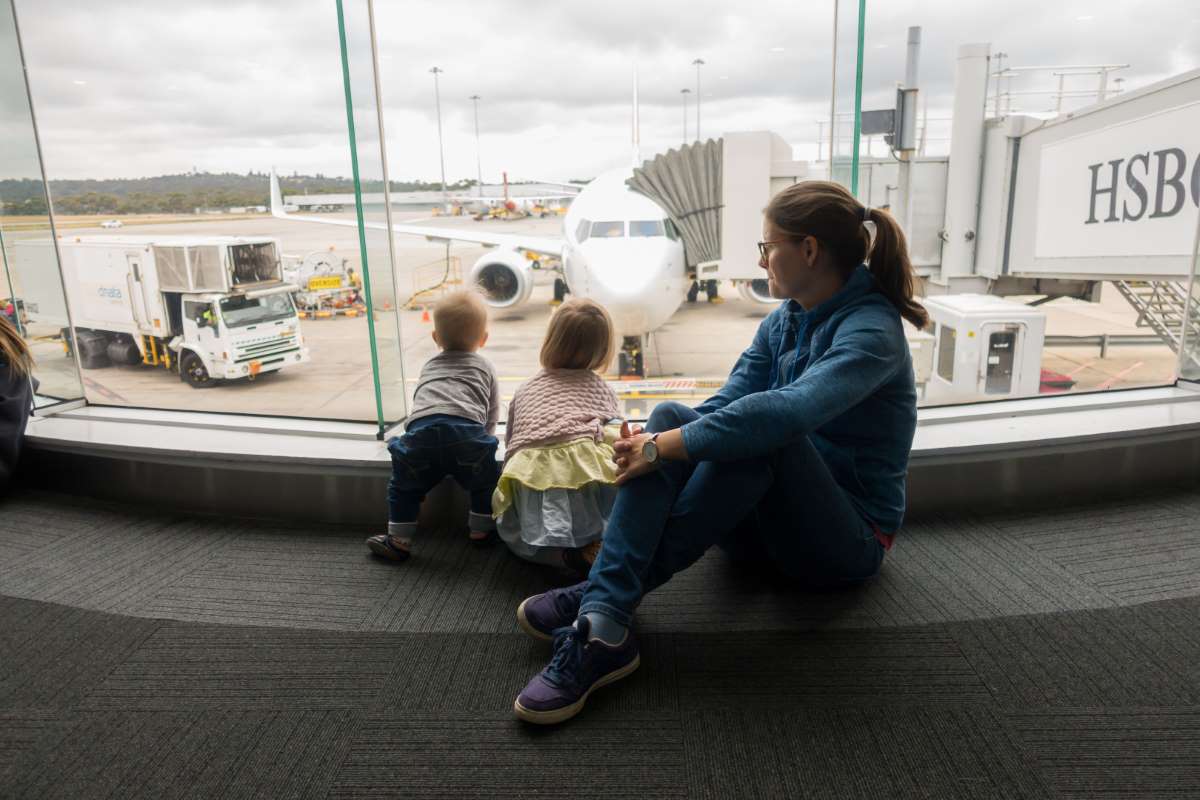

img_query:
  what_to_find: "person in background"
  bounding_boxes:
[493,299,621,578]
[0,316,35,491]
[511,180,926,724]
[365,289,500,562]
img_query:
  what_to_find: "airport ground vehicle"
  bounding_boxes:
[281,250,364,318]
[26,236,309,387]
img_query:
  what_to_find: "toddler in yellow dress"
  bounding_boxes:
[494,299,621,573]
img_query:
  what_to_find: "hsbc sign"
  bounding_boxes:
[1033,100,1200,261]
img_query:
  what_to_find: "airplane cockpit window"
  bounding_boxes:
[575,218,591,243]
[591,221,624,238]
[663,219,680,241]
[629,220,665,238]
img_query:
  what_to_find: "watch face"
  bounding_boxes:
[643,439,658,463]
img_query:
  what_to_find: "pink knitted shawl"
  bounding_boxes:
[504,369,620,461]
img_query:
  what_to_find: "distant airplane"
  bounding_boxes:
[99,219,122,229]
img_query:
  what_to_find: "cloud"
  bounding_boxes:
[9,0,1199,181]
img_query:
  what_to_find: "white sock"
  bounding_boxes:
[581,611,627,645]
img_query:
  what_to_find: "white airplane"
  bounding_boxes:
[99,219,123,229]
[269,167,698,375]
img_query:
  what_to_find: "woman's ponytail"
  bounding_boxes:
[866,207,928,330]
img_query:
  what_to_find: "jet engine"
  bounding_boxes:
[469,248,535,308]
[737,278,780,304]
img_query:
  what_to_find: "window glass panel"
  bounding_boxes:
[664,218,680,241]
[188,246,224,291]
[229,242,281,285]
[590,221,624,238]
[629,220,664,238]
[219,293,296,328]
[984,328,1017,395]
[575,218,590,243]
[937,324,956,383]
[0,1,83,408]
[152,247,190,291]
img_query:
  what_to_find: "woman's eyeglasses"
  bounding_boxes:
[757,236,809,259]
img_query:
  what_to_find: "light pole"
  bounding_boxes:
[469,94,482,198]
[680,88,690,143]
[692,58,705,139]
[429,66,447,212]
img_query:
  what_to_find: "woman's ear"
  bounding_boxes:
[802,235,820,268]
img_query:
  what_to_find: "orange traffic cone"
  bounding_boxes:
[421,306,431,323]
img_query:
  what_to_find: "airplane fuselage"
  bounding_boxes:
[560,168,689,337]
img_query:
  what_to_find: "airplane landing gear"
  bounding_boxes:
[705,279,723,304]
[618,335,644,378]
[552,277,569,305]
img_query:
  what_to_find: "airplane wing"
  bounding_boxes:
[269,172,564,260]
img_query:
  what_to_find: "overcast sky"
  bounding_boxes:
[10,0,1200,183]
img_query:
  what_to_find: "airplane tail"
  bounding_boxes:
[269,169,286,217]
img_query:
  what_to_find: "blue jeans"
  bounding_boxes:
[581,402,885,626]
[387,415,499,533]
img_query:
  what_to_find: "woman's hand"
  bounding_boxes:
[613,429,657,486]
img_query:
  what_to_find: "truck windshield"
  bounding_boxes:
[229,242,280,284]
[219,293,295,328]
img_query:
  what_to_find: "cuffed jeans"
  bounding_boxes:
[580,402,884,626]
[387,415,499,536]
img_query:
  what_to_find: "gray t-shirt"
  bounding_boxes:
[408,350,500,434]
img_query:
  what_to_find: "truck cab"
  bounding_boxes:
[179,284,305,386]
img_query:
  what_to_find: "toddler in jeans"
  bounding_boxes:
[366,290,500,562]
[493,298,621,574]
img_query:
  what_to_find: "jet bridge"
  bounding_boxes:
[628,58,1200,358]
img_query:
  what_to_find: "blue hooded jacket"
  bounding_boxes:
[679,264,917,532]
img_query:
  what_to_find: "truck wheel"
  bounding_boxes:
[180,352,214,388]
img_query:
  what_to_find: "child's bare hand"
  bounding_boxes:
[619,421,644,439]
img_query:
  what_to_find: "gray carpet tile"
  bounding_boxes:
[0,712,78,783]
[327,712,688,800]
[0,596,160,710]
[0,512,235,615]
[3,709,358,800]
[142,525,400,630]
[681,705,1050,800]
[357,529,559,634]
[983,493,1200,604]
[948,598,1200,708]
[674,630,994,705]
[80,621,403,711]
[1004,708,1200,798]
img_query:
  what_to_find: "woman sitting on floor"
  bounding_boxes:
[511,180,927,724]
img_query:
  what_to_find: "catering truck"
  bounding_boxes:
[33,235,309,387]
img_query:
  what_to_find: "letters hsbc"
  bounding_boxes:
[1086,148,1200,224]
[1032,99,1200,266]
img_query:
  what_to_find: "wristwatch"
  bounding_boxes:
[642,432,661,465]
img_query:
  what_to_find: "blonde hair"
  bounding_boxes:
[540,298,615,371]
[433,290,489,351]
[765,181,929,329]
[0,316,32,377]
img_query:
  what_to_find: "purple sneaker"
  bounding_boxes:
[516,581,588,641]
[514,616,640,725]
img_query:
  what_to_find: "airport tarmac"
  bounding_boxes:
[17,212,1182,424]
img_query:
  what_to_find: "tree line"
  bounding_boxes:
[0,171,481,216]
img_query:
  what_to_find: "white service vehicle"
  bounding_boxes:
[45,235,309,387]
